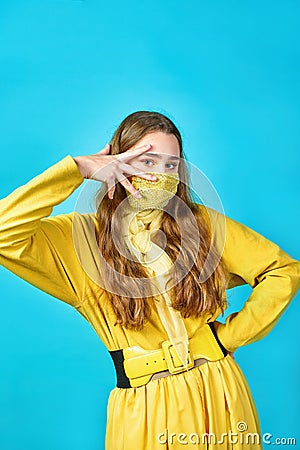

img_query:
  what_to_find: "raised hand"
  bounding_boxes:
[73,143,157,200]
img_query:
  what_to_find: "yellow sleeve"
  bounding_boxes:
[201,205,300,353]
[0,155,86,308]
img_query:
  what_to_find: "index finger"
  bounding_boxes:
[117,144,152,161]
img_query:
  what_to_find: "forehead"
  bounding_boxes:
[135,131,180,157]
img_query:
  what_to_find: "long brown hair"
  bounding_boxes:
[95,111,228,330]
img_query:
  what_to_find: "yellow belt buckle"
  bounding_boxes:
[161,340,194,374]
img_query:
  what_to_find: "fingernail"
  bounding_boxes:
[136,193,142,199]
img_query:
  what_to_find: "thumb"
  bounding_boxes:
[97,143,111,155]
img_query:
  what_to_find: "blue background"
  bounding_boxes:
[0,1,299,449]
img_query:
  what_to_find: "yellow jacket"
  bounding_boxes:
[0,155,299,353]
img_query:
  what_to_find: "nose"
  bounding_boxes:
[154,162,166,173]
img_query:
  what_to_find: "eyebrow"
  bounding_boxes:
[140,152,180,161]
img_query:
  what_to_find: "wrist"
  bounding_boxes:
[215,322,239,354]
[73,156,90,179]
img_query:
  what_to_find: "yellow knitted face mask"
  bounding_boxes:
[125,172,180,210]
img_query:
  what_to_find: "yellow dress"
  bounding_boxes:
[0,155,300,450]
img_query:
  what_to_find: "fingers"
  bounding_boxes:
[105,171,142,200]
[96,143,153,200]
[118,144,152,161]
[106,175,116,200]
[115,171,142,199]
[107,185,115,200]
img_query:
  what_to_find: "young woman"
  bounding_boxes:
[0,111,299,449]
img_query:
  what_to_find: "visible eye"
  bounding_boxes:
[141,159,154,166]
[166,163,178,170]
